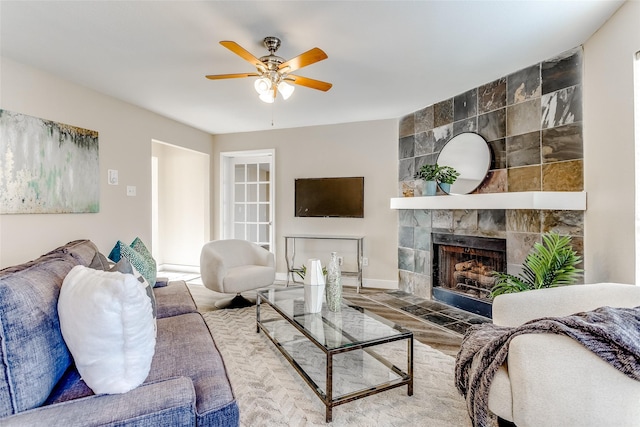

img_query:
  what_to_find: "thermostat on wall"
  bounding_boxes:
[108,169,118,185]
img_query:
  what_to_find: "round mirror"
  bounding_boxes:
[436,132,491,195]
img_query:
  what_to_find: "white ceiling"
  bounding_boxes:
[0,1,623,135]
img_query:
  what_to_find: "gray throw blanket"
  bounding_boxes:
[455,306,640,427]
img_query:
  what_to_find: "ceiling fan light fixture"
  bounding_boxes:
[209,37,331,103]
[258,91,275,104]
[277,81,295,100]
[254,77,272,94]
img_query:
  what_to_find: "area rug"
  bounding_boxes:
[202,306,472,427]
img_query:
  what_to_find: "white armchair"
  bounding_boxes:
[200,239,276,308]
[485,283,640,427]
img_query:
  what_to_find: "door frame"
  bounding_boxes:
[219,149,276,254]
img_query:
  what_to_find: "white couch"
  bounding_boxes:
[486,283,640,427]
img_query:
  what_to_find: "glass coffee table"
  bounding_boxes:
[256,286,413,422]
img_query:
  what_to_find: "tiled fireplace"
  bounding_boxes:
[396,46,585,316]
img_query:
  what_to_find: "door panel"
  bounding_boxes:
[221,151,274,252]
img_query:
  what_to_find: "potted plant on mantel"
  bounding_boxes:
[414,164,439,196]
[437,166,460,194]
[414,163,459,196]
[490,232,583,297]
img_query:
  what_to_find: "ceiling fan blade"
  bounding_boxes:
[278,48,328,73]
[220,41,265,68]
[287,75,333,92]
[205,73,259,80]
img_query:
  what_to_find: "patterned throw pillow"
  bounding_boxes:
[130,237,159,287]
[108,240,157,288]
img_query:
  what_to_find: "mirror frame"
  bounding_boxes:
[436,132,491,195]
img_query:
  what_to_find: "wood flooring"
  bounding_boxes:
[160,270,489,358]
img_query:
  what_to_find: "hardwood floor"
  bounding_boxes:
[159,270,490,358]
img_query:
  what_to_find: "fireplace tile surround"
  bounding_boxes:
[397,46,585,302]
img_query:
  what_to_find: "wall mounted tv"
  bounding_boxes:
[295,177,364,218]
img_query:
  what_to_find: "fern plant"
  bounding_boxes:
[491,232,583,297]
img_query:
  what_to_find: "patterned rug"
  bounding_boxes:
[202,306,472,427]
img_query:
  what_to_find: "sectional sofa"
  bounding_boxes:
[0,240,239,426]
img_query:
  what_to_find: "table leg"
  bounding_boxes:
[256,294,261,333]
[408,337,414,396]
[326,352,333,423]
[285,237,297,286]
[356,238,363,293]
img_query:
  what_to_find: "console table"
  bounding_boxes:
[284,234,364,292]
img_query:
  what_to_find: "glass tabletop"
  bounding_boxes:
[257,286,410,351]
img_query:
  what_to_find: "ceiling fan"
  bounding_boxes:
[206,36,332,103]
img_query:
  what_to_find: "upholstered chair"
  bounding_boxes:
[200,239,276,308]
[485,283,640,427]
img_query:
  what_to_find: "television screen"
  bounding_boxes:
[295,177,364,218]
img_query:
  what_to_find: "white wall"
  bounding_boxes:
[0,58,214,268]
[212,120,399,287]
[583,1,640,284]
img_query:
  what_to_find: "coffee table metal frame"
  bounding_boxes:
[256,286,413,422]
[283,234,364,292]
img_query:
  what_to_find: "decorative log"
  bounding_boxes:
[455,260,478,271]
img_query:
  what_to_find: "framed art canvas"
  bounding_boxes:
[0,110,99,214]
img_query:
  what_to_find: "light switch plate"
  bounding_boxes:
[126,186,136,196]
[108,169,118,185]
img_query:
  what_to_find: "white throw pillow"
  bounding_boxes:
[58,265,156,394]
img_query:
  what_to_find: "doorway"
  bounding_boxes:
[152,140,210,270]
[220,149,275,252]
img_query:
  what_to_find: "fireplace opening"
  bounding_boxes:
[432,234,506,318]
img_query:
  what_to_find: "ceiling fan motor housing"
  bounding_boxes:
[263,36,281,53]
[258,37,286,72]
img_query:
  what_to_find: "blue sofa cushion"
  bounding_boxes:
[44,312,239,426]
[5,377,197,426]
[153,281,198,319]
[148,313,239,424]
[0,255,78,416]
[44,239,100,267]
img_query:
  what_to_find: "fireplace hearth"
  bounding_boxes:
[432,233,506,318]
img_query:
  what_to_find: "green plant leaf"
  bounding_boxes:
[490,273,531,297]
[491,231,582,297]
[415,163,439,181]
[437,165,460,184]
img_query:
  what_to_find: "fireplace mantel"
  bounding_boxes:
[390,191,586,211]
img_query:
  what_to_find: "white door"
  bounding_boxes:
[221,150,275,252]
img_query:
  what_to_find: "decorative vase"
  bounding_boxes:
[424,180,437,196]
[439,182,451,194]
[304,259,325,313]
[325,252,342,312]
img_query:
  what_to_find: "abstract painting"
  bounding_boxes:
[0,110,99,214]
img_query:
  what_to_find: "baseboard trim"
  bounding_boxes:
[158,264,200,274]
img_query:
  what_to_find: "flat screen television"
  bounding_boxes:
[295,177,364,218]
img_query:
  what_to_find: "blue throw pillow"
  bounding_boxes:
[108,240,157,288]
